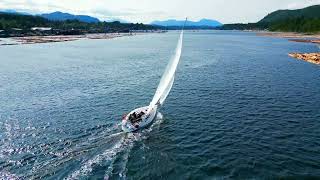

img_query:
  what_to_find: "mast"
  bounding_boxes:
[148,18,187,111]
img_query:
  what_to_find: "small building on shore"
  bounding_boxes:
[0,30,5,37]
[31,27,52,31]
[8,28,24,37]
[11,28,23,31]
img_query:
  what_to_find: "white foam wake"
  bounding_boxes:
[0,171,20,180]
[66,113,164,179]
[104,112,164,179]
[66,134,127,180]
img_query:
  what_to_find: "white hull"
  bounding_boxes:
[121,106,158,132]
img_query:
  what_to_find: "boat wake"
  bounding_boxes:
[66,113,164,179]
[27,20,182,180]
[23,123,125,179]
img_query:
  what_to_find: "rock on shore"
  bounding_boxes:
[289,53,320,65]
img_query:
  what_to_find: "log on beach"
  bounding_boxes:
[12,36,81,44]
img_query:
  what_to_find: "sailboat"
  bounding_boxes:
[121,19,186,133]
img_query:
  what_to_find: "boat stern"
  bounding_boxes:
[121,120,137,132]
[121,106,157,132]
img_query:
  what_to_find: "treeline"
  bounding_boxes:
[217,17,320,33]
[216,22,269,31]
[161,26,218,30]
[0,12,160,37]
[268,17,320,32]
[217,5,320,33]
[0,13,49,29]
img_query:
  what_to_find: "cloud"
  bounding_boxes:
[0,0,69,14]
[287,0,320,9]
[0,0,319,23]
[0,0,166,23]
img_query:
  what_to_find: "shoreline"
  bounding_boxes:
[0,33,140,46]
[256,31,320,40]
[257,31,320,65]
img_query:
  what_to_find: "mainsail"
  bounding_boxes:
[159,76,174,105]
[149,27,184,108]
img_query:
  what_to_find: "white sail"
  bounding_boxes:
[159,76,174,105]
[149,30,184,108]
[122,20,186,133]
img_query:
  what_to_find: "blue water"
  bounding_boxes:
[0,31,320,179]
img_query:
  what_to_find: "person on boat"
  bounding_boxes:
[129,113,136,123]
[138,111,145,117]
[132,117,140,124]
[128,112,134,123]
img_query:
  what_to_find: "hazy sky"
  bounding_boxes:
[0,0,320,23]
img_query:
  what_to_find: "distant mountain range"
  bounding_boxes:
[0,12,158,37]
[40,11,100,23]
[0,10,129,23]
[0,9,222,28]
[0,9,30,15]
[151,19,222,27]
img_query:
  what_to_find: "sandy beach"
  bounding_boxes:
[257,32,320,44]
[257,32,320,39]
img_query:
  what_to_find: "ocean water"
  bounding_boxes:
[0,31,320,179]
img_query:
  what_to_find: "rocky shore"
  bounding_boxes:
[258,32,320,65]
[0,33,133,46]
[289,53,320,65]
